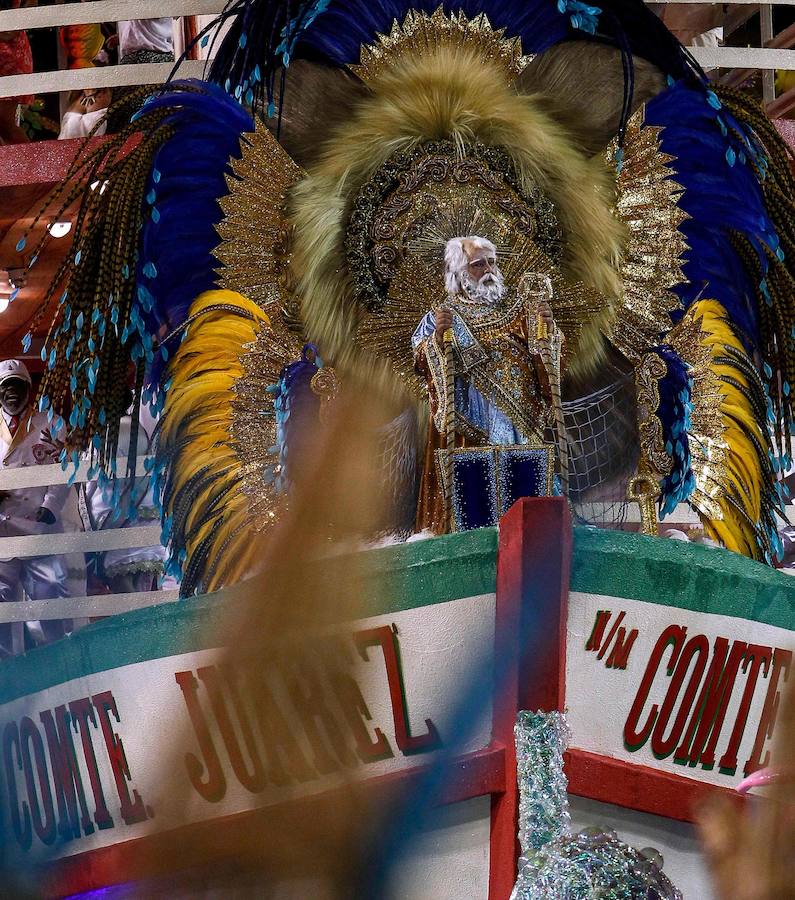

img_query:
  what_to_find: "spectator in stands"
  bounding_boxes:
[0,0,35,144]
[117,18,174,66]
[59,20,106,71]
[0,359,70,656]
[108,18,174,131]
[58,84,111,139]
[58,12,115,140]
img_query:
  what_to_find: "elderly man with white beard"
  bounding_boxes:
[411,236,562,533]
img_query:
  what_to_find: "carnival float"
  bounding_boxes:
[1,0,795,896]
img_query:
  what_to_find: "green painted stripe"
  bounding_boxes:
[4,523,792,709]
[359,526,497,615]
[0,528,498,706]
[571,526,795,632]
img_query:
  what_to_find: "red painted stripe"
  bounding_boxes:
[490,498,572,900]
[565,747,740,823]
[44,745,507,899]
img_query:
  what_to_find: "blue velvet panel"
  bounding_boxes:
[451,451,496,532]
[498,447,554,515]
[443,446,554,531]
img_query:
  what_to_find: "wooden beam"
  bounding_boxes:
[723,4,758,38]
[767,82,795,116]
[761,5,775,104]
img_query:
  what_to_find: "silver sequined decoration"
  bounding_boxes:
[515,710,571,853]
[512,711,683,900]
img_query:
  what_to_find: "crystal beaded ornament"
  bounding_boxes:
[511,711,682,900]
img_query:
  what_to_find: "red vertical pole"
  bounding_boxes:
[488,497,572,900]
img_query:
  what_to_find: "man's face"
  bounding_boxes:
[0,378,30,417]
[465,248,498,287]
[458,240,505,303]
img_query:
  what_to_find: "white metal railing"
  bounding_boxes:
[0,451,791,633]
[0,458,175,629]
[0,61,209,101]
[0,0,221,99]
[0,0,226,31]
[2,1,795,99]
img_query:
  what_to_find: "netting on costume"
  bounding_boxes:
[561,374,638,528]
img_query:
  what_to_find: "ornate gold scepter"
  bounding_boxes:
[443,316,456,531]
[536,299,570,498]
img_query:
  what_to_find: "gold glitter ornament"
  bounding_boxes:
[605,108,688,363]
[350,6,532,87]
[215,121,305,326]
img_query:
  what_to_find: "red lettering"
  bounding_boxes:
[718,644,773,775]
[283,649,356,773]
[69,697,113,830]
[92,692,147,825]
[597,611,626,661]
[175,671,227,803]
[323,639,393,763]
[3,722,31,850]
[682,638,747,769]
[746,648,792,775]
[250,669,314,786]
[652,634,709,761]
[20,717,56,846]
[585,610,611,652]
[624,624,687,752]
[356,625,441,755]
[40,706,94,841]
[198,666,266,794]
[606,628,639,670]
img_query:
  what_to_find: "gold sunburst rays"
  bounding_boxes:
[607,109,689,362]
[350,6,532,86]
[231,320,303,521]
[405,201,518,264]
[213,122,309,524]
[215,122,305,318]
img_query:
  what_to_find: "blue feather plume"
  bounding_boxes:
[645,81,775,349]
[133,81,254,387]
[648,346,695,516]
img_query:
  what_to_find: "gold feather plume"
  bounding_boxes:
[156,289,280,595]
[668,300,780,561]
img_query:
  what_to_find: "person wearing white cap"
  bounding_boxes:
[0,359,70,656]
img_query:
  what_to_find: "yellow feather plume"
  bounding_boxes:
[670,300,780,562]
[157,289,274,594]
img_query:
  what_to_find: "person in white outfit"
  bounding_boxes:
[80,393,165,594]
[0,360,70,656]
[108,18,174,132]
[117,19,174,60]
